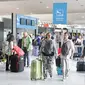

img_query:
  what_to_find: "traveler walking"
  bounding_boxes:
[41,32,56,79]
[61,32,75,80]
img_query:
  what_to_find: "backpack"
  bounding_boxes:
[42,40,54,56]
[18,39,22,48]
[61,41,71,56]
[32,39,38,46]
[36,37,41,46]
[7,33,14,42]
[7,33,10,41]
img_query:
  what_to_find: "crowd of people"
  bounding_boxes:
[2,31,85,80]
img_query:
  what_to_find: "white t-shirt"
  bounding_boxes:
[76,38,83,46]
[76,38,82,43]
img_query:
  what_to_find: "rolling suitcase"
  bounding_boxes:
[32,46,39,56]
[77,61,85,71]
[10,54,24,72]
[57,67,63,75]
[73,53,82,58]
[30,58,43,80]
[55,57,62,75]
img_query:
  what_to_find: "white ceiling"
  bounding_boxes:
[0,0,85,25]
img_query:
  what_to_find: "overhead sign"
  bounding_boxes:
[16,14,37,29]
[53,3,67,24]
[44,23,49,28]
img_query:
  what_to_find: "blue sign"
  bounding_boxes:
[16,14,37,29]
[53,3,67,24]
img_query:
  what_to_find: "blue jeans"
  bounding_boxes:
[77,47,82,54]
[24,51,29,66]
[23,47,29,66]
[83,40,85,45]
[23,47,29,67]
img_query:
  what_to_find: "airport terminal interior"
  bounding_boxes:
[0,0,85,85]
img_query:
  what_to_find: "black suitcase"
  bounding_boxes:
[77,61,85,71]
[73,53,82,58]
[10,54,24,72]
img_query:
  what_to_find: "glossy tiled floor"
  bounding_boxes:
[0,58,85,85]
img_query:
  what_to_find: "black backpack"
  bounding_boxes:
[32,39,38,46]
[61,41,71,56]
[42,40,54,56]
[7,33,14,42]
[18,39,22,48]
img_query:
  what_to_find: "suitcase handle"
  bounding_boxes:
[36,58,42,61]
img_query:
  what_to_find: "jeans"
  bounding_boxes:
[23,47,29,67]
[77,47,82,53]
[24,51,29,66]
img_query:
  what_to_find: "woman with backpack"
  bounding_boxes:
[6,33,15,71]
[40,32,56,79]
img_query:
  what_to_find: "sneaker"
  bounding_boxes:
[44,76,47,79]
[44,74,47,79]
[61,78,65,81]
[6,69,10,71]
[63,75,66,80]
[50,75,52,78]
[27,65,29,67]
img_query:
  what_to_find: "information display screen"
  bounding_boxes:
[31,20,35,26]
[20,18,26,25]
[26,19,31,25]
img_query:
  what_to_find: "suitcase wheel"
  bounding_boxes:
[31,78,33,80]
[40,77,42,80]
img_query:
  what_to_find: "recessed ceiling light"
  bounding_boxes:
[16,8,19,10]
[46,6,49,8]
[82,16,84,18]
[76,0,78,1]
